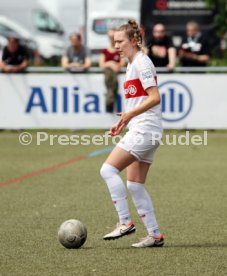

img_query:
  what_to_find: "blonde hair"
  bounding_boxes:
[117,19,143,51]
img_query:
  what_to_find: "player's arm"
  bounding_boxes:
[116,86,160,127]
[109,86,160,136]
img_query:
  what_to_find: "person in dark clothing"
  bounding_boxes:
[0,36,29,73]
[179,21,210,67]
[146,23,176,71]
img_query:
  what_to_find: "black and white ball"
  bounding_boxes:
[58,219,87,249]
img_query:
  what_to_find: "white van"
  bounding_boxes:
[86,0,140,57]
[87,11,139,53]
[0,35,7,60]
[34,0,140,57]
[38,0,84,38]
[0,0,65,59]
[0,16,38,55]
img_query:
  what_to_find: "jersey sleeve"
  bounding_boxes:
[136,54,157,90]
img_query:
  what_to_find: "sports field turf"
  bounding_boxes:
[0,130,227,276]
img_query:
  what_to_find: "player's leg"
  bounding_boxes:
[127,161,160,234]
[100,146,136,240]
[127,160,150,183]
[127,161,164,248]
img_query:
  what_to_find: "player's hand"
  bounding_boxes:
[108,122,126,136]
[116,112,133,126]
[108,112,133,136]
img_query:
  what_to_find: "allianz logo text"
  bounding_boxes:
[159,80,193,122]
[25,86,122,113]
[25,82,192,122]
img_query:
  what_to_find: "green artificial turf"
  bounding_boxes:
[0,130,227,276]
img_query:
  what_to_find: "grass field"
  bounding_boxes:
[0,130,227,276]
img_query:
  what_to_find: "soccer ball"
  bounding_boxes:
[58,219,87,249]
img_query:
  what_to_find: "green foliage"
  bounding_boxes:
[206,0,227,36]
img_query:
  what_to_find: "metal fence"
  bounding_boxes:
[26,67,227,73]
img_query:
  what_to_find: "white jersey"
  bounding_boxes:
[124,51,162,134]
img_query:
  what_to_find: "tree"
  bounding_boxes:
[206,0,227,36]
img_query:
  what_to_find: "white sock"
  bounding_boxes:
[100,163,131,225]
[127,181,160,237]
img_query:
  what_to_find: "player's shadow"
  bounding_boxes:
[165,243,227,249]
[112,242,227,250]
[64,242,227,250]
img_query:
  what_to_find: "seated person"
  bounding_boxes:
[0,36,29,73]
[61,33,91,70]
[99,28,125,112]
[179,21,210,67]
[146,23,176,71]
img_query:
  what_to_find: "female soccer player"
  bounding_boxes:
[100,20,164,248]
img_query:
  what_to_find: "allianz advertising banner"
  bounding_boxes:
[0,73,227,129]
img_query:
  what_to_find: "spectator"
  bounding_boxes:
[0,44,3,61]
[61,33,91,70]
[99,28,125,113]
[146,23,176,71]
[179,21,210,67]
[0,36,29,73]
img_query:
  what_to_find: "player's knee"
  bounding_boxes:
[100,163,119,179]
[127,181,144,193]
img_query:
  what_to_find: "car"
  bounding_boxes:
[0,16,39,62]
[0,13,65,61]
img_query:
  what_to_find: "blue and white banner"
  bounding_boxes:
[0,73,227,129]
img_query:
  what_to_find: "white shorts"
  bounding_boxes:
[117,130,161,164]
